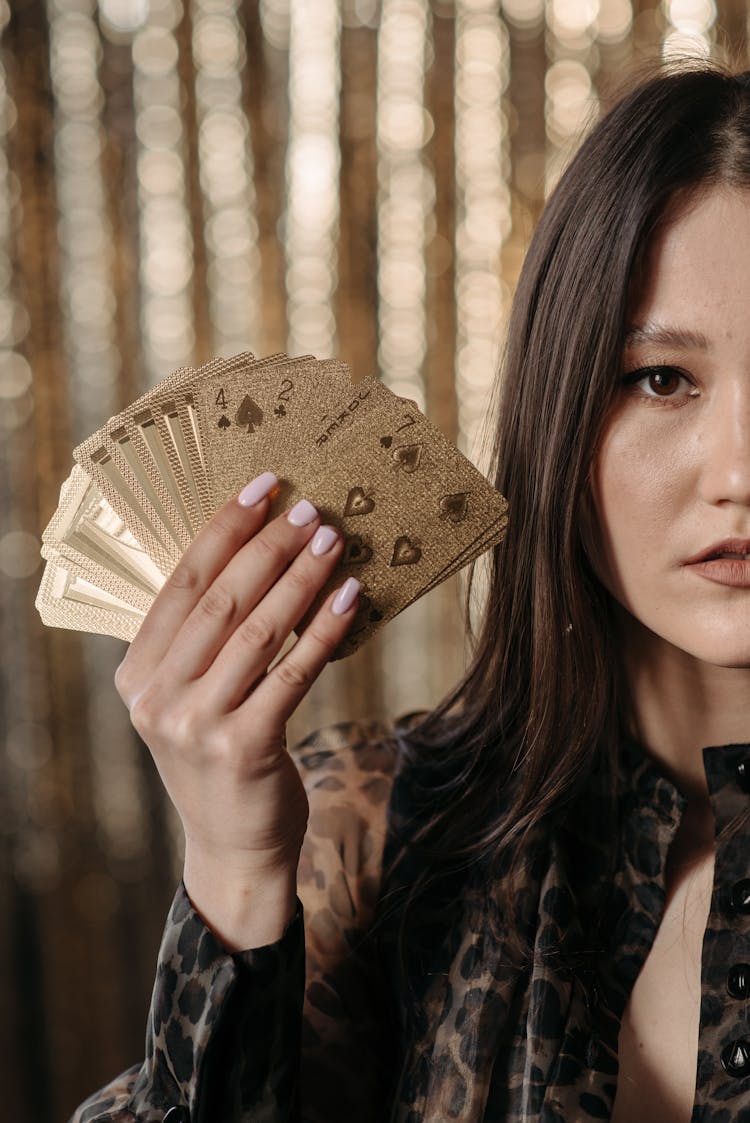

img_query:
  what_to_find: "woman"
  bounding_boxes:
[74,64,750,1122]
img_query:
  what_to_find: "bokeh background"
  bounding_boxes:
[1,0,747,1118]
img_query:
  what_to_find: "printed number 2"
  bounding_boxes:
[396,413,415,432]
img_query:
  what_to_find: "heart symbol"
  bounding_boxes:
[343,535,373,565]
[439,492,469,523]
[343,487,375,517]
[217,415,230,430]
[380,435,392,448]
[390,536,422,566]
[392,443,422,472]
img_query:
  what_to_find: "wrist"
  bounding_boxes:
[183,846,299,951]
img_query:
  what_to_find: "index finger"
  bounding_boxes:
[119,472,279,692]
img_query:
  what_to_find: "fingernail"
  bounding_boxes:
[287,499,317,527]
[311,526,338,556]
[238,471,279,507]
[331,577,360,616]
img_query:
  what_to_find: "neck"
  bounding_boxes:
[618,610,750,805]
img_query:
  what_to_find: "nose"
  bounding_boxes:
[699,379,750,508]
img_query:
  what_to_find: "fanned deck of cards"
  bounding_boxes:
[35,353,509,659]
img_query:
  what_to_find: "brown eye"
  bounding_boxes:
[647,369,681,395]
[622,365,692,399]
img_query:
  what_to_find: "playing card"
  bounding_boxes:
[41,466,166,600]
[126,400,201,541]
[73,427,181,577]
[35,556,146,642]
[193,353,355,514]
[71,360,216,574]
[295,393,508,654]
[40,352,509,659]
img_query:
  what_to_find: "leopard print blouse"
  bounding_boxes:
[72,717,750,1122]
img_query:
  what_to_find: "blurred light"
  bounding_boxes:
[665,0,715,34]
[0,352,31,398]
[135,104,182,147]
[44,0,159,879]
[133,0,194,383]
[98,0,149,37]
[545,60,593,142]
[193,0,260,354]
[132,25,179,74]
[0,531,41,578]
[597,0,633,41]
[193,13,243,70]
[376,0,432,408]
[0,394,34,432]
[544,52,598,193]
[662,29,712,56]
[259,0,290,50]
[351,0,379,26]
[661,0,715,58]
[503,0,545,27]
[549,0,599,37]
[285,0,341,357]
[5,723,54,772]
[454,1,510,460]
[48,0,120,440]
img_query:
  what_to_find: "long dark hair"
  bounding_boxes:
[389,64,750,937]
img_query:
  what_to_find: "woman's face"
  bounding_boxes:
[590,186,750,668]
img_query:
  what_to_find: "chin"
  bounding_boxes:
[616,602,750,671]
[666,633,750,670]
[693,650,750,670]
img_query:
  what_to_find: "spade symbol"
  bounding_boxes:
[380,435,393,449]
[390,536,422,566]
[217,415,231,430]
[343,535,373,565]
[439,492,469,523]
[343,487,375,517]
[235,395,264,434]
[392,443,422,472]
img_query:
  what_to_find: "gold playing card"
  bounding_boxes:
[36,353,508,659]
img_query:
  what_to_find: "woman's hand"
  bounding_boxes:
[112,471,359,949]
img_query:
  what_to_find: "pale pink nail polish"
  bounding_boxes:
[287,499,317,527]
[332,577,360,615]
[311,526,338,556]
[238,471,279,507]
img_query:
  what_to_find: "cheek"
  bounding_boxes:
[588,413,689,596]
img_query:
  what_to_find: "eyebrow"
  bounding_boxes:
[624,322,710,351]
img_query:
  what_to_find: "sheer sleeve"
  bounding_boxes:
[69,719,399,1123]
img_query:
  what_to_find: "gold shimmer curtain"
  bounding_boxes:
[0,1,746,1118]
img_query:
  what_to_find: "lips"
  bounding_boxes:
[684,538,750,565]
